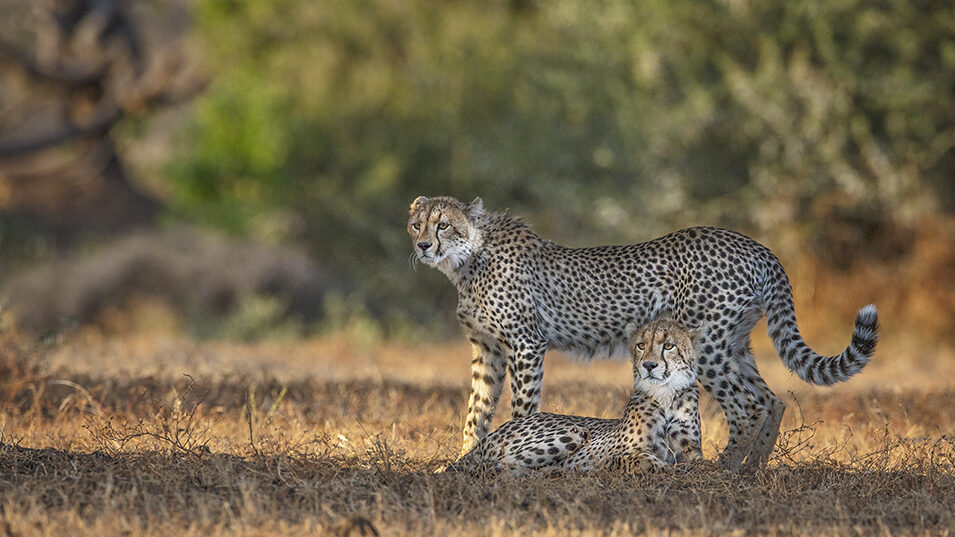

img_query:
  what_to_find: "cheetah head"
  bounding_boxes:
[626,319,701,393]
[407,196,485,279]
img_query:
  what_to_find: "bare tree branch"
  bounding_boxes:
[0,106,120,159]
[0,39,104,87]
[0,0,205,160]
[0,0,202,243]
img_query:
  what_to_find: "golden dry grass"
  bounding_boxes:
[1,310,954,537]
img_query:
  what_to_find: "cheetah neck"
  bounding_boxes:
[447,213,549,289]
[633,383,679,409]
[441,226,485,285]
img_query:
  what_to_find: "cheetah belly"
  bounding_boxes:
[535,290,670,361]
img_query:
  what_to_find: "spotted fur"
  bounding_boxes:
[408,196,879,471]
[447,319,703,474]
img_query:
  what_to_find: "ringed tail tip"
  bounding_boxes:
[852,304,879,359]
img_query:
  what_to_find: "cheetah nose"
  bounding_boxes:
[417,241,432,251]
[642,361,657,372]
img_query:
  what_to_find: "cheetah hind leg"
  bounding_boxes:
[741,371,786,471]
[697,352,762,471]
[712,314,773,472]
[500,425,589,474]
[714,384,765,472]
[442,452,477,474]
[443,438,501,474]
[730,343,786,471]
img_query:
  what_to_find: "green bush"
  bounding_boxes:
[167,0,954,331]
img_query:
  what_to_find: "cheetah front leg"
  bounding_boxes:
[461,341,507,455]
[506,342,547,419]
[614,451,668,475]
[667,388,704,464]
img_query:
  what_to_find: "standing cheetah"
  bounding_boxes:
[448,318,703,474]
[407,196,878,471]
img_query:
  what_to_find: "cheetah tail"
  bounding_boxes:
[764,274,879,386]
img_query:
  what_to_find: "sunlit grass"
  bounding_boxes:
[1,317,953,536]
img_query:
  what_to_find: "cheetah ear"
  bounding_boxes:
[467,196,484,216]
[410,196,429,212]
[624,322,638,339]
[689,324,707,343]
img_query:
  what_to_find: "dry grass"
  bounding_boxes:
[1,321,953,537]
[1,215,951,537]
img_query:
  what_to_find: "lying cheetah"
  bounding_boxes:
[407,196,879,471]
[448,318,703,474]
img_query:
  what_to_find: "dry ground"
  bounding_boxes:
[0,320,953,536]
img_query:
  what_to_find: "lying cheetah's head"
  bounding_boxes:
[626,319,701,393]
[407,196,485,279]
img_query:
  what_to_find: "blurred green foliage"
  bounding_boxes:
[191,293,305,342]
[167,0,954,332]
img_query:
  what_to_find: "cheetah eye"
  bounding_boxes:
[664,342,675,350]
[437,222,449,230]
[636,342,645,350]
[411,222,420,230]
